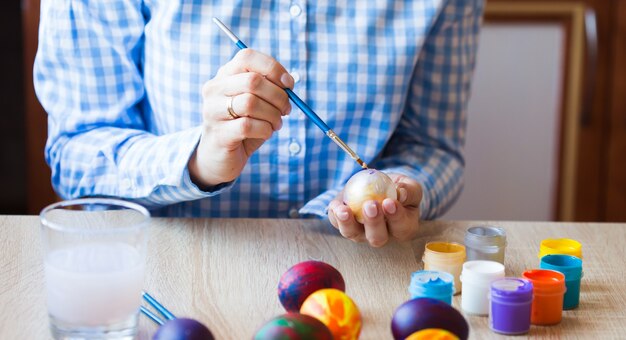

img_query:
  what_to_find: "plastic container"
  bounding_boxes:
[464,226,507,264]
[423,242,466,294]
[460,261,505,315]
[538,238,582,259]
[489,278,533,335]
[522,269,566,325]
[409,270,455,305]
[540,254,583,310]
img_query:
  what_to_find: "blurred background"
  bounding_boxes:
[2,0,624,221]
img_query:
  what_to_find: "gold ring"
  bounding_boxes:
[227,96,239,119]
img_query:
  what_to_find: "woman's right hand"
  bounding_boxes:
[189,49,294,188]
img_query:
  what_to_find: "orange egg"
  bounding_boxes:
[405,328,460,340]
[300,288,362,340]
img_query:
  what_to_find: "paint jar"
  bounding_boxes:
[423,242,466,294]
[540,254,583,310]
[522,269,566,325]
[464,226,507,264]
[460,260,505,315]
[409,270,455,305]
[538,238,582,259]
[489,278,533,335]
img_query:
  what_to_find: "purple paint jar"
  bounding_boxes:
[489,278,533,335]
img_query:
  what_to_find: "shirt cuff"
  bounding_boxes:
[127,126,235,207]
[181,166,236,197]
[299,187,341,218]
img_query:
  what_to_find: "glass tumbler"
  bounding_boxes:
[40,198,150,340]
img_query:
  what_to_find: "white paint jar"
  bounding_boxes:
[460,260,506,315]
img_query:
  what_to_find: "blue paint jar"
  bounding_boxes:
[408,270,455,305]
[540,254,583,309]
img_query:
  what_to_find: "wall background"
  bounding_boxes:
[444,23,565,221]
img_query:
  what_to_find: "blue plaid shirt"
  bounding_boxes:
[35,0,483,219]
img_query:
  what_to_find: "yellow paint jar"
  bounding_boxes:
[538,238,582,259]
[423,242,466,294]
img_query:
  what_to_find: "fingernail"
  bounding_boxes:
[364,202,378,218]
[337,209,349,221]
[398,188,408,203]
[281,73,295,89]
[384,200,397,215]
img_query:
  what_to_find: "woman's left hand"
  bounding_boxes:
[328,173,423,247]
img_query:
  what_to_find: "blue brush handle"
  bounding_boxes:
[140,305,165,326]
[142,291,176,321]
[235,40,331,134]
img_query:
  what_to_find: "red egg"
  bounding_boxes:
[253,313,333,340]
[153,318,214,340]
[391,298,469,340]
[278,261,345,312]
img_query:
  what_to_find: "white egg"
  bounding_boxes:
[342,169,397,223]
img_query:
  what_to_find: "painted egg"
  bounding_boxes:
[300,288,361,340]
[278,261,346,312]
[153,318,214,340]
[253,313,333,340]
[405,328,460,340]
[343,169,397,223]
[391,298,469,340]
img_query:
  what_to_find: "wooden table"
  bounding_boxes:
[1,215,624,339]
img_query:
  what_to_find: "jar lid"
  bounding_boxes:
[540,254,583,280]
[491,278,533,302]
[521,269,566,294]
[423,242,466,263]
[465,226,507,247]
[409,270,455,296]
[538,238,582,259]
[460,260,505,284]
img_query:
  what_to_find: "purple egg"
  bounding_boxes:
[278,261,345,312]
[391,298,469,340]
[153,318,214,340]
[253,313,333,340]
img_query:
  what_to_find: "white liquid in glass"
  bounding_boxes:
[44,243,144,326]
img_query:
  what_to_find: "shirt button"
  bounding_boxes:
[121,178,132,190]
[289,208,299,218]
[288,141,301,155]
[291,71,301,84]
[289,4,302,17]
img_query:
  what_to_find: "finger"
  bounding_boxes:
[361,200,389,247]
[382,198,420,241]
[392,177,423,207]
[217,49,294,89]
[204,72,291,115]
[230,93,284,131]
[329,200,366,242]
[242,138,266,156]
[328,208,340,229]
[215,117,274,145]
